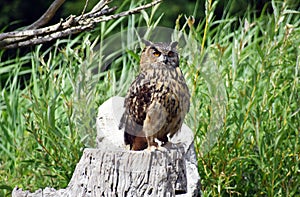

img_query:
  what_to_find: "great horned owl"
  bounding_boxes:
[119,40,190,151]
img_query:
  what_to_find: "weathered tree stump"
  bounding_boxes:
[12,96,201,197]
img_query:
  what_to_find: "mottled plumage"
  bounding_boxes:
[119,40,190,151]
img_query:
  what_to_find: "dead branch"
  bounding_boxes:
[0,0,162,49]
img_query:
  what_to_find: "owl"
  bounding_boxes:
[119,40,190,151]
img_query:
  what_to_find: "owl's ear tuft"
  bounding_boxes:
[170,41,178,49]
[142,39,153,46]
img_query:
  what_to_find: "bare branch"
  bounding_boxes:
[25,0,66,30]
[0,0,162,49]
[89,0,111,14]
[80,0,90,20]
[96,0,162,22]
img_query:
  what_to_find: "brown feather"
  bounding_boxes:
[119,41,190,151]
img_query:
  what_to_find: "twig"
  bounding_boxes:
[79,0,90,20]
[89,0,111,13]
[96,0,162,21]
[0,0,162,49]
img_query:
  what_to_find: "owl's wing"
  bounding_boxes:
[119,74,151,149]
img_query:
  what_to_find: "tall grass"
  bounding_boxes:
[0,0,299,196]
[190,0,300,196]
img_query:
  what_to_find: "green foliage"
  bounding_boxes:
[0,0,299,196]
[188,0,300,196]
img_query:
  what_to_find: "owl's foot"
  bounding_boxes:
[146,136,158,151]
[125,145,131,150]
[146,145,158,152]
[146,136,158,149]
[157,145,167,151]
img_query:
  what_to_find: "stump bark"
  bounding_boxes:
[12,96,201,197]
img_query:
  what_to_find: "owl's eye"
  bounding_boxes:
[153,50,161,57]
[168,51,175,57]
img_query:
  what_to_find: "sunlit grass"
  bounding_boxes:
[0,0,299,196]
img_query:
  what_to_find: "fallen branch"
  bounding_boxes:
[0,0,162,49]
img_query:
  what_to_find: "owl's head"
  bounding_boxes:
[140,40,179,70]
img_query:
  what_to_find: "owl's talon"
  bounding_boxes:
[146,145,157,152]
[157,146,167,151]
[125,145,131,151]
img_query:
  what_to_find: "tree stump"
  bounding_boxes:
[12,96,201,197]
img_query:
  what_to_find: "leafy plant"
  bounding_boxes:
[0,0,299,196]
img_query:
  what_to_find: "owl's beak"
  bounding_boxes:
[157,55,168,64]
[163,55,168,64]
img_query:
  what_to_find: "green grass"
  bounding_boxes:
[0,0,299,196]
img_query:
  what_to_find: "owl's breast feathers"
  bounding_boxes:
[119,66,190,148]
